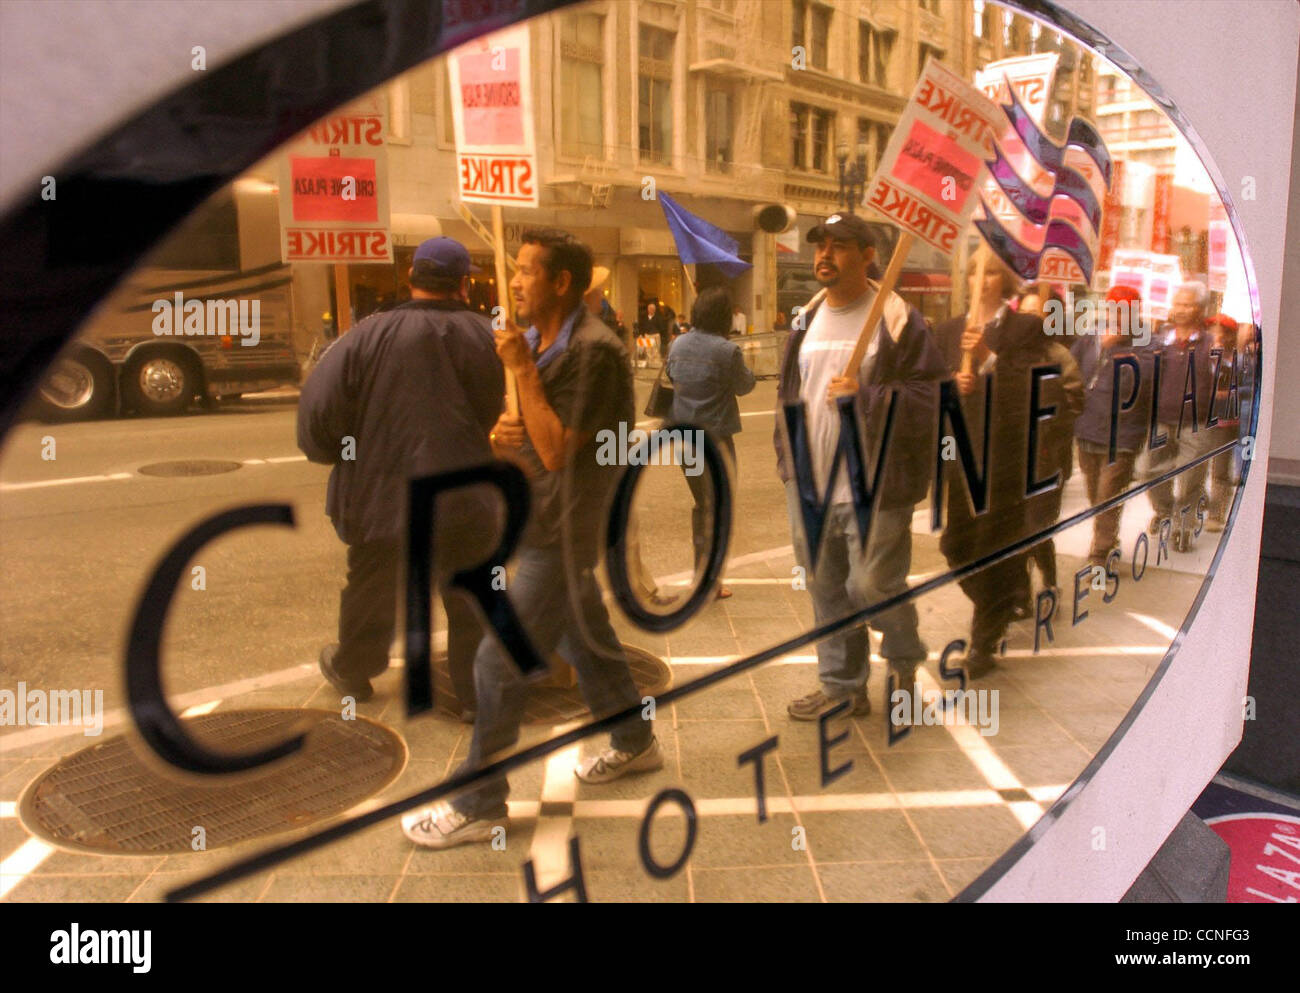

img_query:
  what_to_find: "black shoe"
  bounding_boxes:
[319,644,373,702]
[966,651,998,680]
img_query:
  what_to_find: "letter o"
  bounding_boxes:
[1132,531,1149,581]
[606,425,732,632]
[638,788,697,880]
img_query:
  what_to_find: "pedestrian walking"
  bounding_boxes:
[297,236,503,718]
[665,285,757,599]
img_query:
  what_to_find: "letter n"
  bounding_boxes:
[931,378,992,530]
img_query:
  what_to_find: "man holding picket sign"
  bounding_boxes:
[776,58,1012,721]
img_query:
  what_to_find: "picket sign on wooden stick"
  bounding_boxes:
[492,203,519,415]
[960,241,991,376]
[841,230,915,378]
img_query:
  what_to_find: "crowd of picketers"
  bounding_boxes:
[296,215,1251,850]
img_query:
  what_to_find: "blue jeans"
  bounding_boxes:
[450,540,652,819]
[785,482,927,695]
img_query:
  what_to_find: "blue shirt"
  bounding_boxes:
[525,305,584,371]
[665,329,757,437]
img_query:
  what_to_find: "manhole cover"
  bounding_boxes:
[137,459,243,477]
[432,644,671,725]
[18,709,405,854]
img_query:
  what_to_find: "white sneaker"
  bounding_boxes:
[401,801,500,849]
[574,736,664,784]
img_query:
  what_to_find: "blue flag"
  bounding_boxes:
[658,191,752,278]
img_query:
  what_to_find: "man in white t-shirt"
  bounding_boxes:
[774,213,946,720]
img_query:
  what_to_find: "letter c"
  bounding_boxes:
[126,504,302,774]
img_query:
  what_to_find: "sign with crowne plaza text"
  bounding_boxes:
[278,93,392,263]
[447,24,538,208]
[863,58,1003,256]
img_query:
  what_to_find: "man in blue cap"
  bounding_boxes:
[298,236,504,717]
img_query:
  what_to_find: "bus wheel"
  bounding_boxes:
[34,353,114,422]
[127,353,194,416]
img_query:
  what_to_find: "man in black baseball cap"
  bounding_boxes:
[805,212,876,249]
[298,234,503,716]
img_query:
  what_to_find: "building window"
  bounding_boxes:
[858,117,893,174]
[858,21,894,86]
[792,1,830,70]
[440,65,455,146]
[705,84,733,173]
[638,24,675,164]
[811,108,833,173]
[973,0,992,39]
[790,102,809,170]
[918,42,944,78]
[810,4,832,70]
[559,14,604,158]
[919,0,942,13]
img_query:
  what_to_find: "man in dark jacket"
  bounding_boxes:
[1146,282,1219,552]
[297,236,503,711]
[1072,285,1154,566]
[774,213,946,720]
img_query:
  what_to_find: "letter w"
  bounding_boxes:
[782,392,897,571]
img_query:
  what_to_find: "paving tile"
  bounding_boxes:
[266,820,413,876]
[33,850,165,876]
[906,805,1025,860]
[571,814,682,873]
[676,722,774,798]
[1,818,30,855]
[5,873,148,902]
[393,873,522,903]
[673,685,764,721]
[799,809,925,863]
[875,749,989,793]
[817,860,950,902]
[689,813,806,868]
[777,749,887,796]
[582,868,689,903]
[128,872,268,903]
[935,857,994,895]
[258,873,397,902]
[691,865,820,902]
[0,758,43,797]
[993,744,1092,787]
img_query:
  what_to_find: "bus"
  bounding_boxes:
[30,181,301,421]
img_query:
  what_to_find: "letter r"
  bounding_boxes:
[404,463,546,716]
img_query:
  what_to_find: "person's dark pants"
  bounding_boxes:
[684,434,735,574]
[1078,444,1138,561]
[960,553,1031,656]
[451,540,653,819]
[335,537,482,712]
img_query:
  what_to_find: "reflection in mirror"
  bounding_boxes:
[0,0,1258,903]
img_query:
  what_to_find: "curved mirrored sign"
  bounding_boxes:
[0,0,1262,903]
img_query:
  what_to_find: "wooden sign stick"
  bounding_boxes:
[492,202,519,415]
[841,230,915,378]
[960,241,990,376]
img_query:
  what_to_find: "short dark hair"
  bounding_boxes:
[410,260,463,295]
[691,286,732,336]
[521,228,592,297]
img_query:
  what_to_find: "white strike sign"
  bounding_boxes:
[278,93,391,263]
[447,25,538,208]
